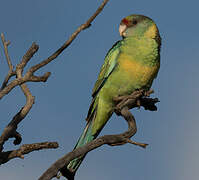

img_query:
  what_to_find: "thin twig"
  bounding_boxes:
[1,33,12,71]
[0,42,41,99]
[27,0,110,74]
[0,33,15,90]
[0,0,109,100]
[0,142,59,165]
[0,39,38,152]
[16,42,39,75]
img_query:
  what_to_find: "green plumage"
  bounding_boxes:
[64,14,161,178]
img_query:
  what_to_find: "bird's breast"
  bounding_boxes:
[118,53,159,86]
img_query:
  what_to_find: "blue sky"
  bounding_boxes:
[0,0,199,180]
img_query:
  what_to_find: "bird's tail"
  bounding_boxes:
[61,96,113,179]
[70,119,95,169]
[61,116,96,179]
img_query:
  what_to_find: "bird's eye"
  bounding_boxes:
[132,20,137,25]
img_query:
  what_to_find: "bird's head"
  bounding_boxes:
[119,14,160,40]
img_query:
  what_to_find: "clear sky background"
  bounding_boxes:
[0,0,199,180]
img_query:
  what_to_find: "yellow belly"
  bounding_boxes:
[118,53,159,87]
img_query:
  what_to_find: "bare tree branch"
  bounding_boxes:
[0,142,59,165]
[0,37,51,153]
[38,90,159,180]
[16,42,39,75]
[0,0,110,100]
[27,0,110,74]
[0,33,15,90]
[0,42,43,99]
[0,38,38,151]
[0,0,109,164]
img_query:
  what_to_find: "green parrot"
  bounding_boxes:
[63,14,161,178]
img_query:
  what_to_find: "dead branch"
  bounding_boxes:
[0,42,49,100]
[0,35,56,167]
[0,142,59,165]
[0,33,15,90]
[27,0,110,74]
[0,37,37,152]
[0,0,110,100]
[0,0,109,155]
[38,90,159,180]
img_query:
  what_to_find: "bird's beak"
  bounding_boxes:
[119,24,127,37]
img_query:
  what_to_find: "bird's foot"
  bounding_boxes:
[144,89,154,97]
[114,90,144,115]
[114,89,159,114]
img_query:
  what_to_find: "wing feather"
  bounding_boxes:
[86,41,121,121]
[92,41,121,97]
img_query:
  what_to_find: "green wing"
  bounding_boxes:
[92,41,121,97]
[86,41,121,121]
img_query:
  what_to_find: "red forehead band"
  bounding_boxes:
[121,18,129,26]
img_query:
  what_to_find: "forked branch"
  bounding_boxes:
[0,0,110,100]
[0,33,15,90]
[0,36,55,161]
[0,0,110,169]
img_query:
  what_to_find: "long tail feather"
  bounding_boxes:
[61,119,95,179]
[62,96,112,179]
[67,119,95,172]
